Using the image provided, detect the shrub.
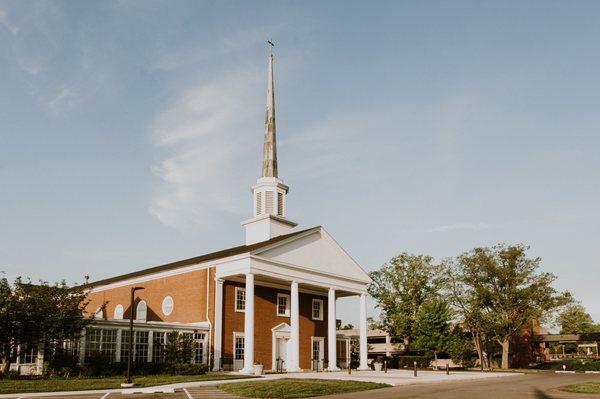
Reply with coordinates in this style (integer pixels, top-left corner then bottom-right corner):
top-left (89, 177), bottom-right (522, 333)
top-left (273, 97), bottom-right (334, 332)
top-left (166, 363), bottom-right (208, 375)
top-left (396, 355), bottom-right (432, 369)
top-left (571, 360), bottom-right (600, 371)
top-left (0, 370), bottom-right (22, 380)
top-left (44, 350), bottom-right (80, 378)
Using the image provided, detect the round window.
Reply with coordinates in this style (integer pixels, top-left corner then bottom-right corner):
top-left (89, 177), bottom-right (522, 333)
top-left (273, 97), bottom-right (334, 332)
top-left (162, 296), bottom-right (174, 316)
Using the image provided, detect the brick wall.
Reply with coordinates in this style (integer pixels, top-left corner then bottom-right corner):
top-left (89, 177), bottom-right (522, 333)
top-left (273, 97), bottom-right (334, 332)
top-left (220, 280), bottom-right (328, 370)
top-left (85, 268), bottom-right (210, 324)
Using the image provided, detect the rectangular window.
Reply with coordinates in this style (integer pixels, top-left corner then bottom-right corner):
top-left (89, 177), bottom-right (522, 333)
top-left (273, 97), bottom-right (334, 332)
top-left (312, 299), bottom-right (323, 320)
top-left (134, 331), bottom-right (149, 363)
top-left (152, 331), bottom-right (166, 363)
top-left (120, 330), bottom-right (130, 363)
top-left (277, 293), bottom-right (290, 317)
top-left (20, 345), bottom-right (37, 364)
top-left (102, 329), bottom-right (117, 359)
top-left (85, 328), bottom-right (117, 361)
top-left (234, 335), bottom-right (245, 360)
top-left (193, 332), bottom-right (205, 364)
top-left (277, 192), bottom-right (283, 216)
top-left (235, 287), bottom-right (246, 312)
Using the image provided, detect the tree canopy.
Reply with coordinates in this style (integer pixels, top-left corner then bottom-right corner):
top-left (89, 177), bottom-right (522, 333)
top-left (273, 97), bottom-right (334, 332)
top-left (557, 303), bottom-right (597, 334)
top-left (0, 276), bottom-right (92, 373)
top-left (368, 253), bottom-right (444, 344)
top-left (412, 298), bottom-right (453, 360)
top-left (446, 244), bottom-right (571, 369)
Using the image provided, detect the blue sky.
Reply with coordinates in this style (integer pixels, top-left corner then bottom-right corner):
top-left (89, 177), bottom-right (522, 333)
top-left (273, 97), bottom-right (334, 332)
top-left (1, 1), bottom-right (599, 327)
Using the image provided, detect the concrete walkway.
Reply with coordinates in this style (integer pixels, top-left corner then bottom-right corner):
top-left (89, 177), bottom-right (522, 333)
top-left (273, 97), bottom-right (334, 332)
top-left (0, 370), bottom-right (520, 398)
top-left (262, 369), bottom-right (521, 386)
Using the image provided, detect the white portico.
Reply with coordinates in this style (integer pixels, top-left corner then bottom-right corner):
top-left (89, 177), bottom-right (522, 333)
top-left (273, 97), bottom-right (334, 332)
top-left (212, 227), bottom-right (371, 372)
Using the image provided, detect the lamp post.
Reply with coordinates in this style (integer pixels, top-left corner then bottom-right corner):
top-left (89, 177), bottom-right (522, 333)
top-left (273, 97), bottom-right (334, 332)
top-left (124, 286), bottom-right (144, 386)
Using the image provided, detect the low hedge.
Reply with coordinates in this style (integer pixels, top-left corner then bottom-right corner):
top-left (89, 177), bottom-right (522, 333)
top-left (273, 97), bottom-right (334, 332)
top-left (42, 352), bottom-right (208, 378)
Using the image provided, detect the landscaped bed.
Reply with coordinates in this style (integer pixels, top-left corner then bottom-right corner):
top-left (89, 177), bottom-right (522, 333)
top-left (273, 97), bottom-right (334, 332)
top-left (220, 378), bottom-right (389, 399)
top-left (0, 373), bottom-right (254, 394)
top-left (559, 382), bottom-right (600, 394)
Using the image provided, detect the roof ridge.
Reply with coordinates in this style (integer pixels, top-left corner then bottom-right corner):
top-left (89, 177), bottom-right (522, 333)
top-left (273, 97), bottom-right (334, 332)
top-left (82, 226), bottom-right (320, 289)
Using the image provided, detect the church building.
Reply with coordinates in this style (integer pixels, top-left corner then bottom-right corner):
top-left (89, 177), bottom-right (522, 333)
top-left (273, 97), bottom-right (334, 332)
top-left (81, 46), bottom-right (371, 373)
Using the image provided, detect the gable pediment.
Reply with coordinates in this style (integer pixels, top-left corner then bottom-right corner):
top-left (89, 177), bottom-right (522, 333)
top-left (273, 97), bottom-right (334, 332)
top-left (252, 227), bottom-right (371, 284)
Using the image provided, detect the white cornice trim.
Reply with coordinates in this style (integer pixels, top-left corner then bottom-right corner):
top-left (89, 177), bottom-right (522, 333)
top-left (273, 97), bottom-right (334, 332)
top-left (88, 253), bottom-right (250, 293)
top-left (250, 255), bottom-right (371, 285)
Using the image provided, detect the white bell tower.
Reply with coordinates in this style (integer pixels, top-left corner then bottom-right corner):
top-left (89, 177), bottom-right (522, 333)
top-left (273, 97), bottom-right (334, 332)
top-left (242, 42), bottom-right (297, 245)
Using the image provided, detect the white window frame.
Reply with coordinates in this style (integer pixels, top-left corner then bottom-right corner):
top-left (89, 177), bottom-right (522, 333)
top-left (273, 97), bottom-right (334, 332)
top-left (235, 287), bottom-right (246, 312)
top-left (136, 300), bottom-right (147, 322)
top-left (312, 299), bottom-right (323, 320)
top-left (276, 293), bottom-right (290, 317)
top-left (114, 304), bottom-right (124, 320)
top-left (233, 332), bottom-right (245, 360)
top-left (162, 296), bottom-right (174, 316)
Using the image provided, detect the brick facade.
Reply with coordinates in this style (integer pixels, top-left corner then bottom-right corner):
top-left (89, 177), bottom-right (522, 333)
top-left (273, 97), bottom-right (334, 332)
top-left (85, 267), bottom-right (331, 371)
top-left (220, 281), bottom-right (329, 370)
top-left (85, 268), bottom-right (210, 323)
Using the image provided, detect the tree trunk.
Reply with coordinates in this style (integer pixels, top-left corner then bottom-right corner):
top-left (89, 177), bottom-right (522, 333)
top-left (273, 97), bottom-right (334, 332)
top-left (472, 333), bottom-right (485, 371)
top-left (1, 355), bottom-right (10, 374)
top-left (500, 339), bottom-right (510, 369)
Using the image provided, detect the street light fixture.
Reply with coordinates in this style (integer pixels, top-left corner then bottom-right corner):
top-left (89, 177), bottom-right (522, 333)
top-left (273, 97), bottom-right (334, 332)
top-left (122, 286), bottom-right (144, 387)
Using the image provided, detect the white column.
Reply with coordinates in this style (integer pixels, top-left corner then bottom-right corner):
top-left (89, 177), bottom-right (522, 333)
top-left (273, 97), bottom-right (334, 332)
top-left (213, 278), bottom-right (224, 371)
top-left (358, 293), bottom-right (369, 370)
top-left (289, 280), bottom-right (301, 371)
top-left (327, 287), bottom-right (340, 371)
top-left (242, 273), bottom-right (255, 373)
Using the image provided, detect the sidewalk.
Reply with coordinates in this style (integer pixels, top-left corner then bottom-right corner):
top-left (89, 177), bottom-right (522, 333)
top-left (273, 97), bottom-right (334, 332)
top-left (0, 369), bottom-right (521, 398)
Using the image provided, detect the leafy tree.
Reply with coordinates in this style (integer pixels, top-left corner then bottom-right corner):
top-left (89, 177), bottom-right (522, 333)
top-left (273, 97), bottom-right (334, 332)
top-left (368, 253), bottom-right (445, 346)
top-left (557, 304), bottom-right (597, 334)
top-left (445, 258), bottom-right (494, 370)
top-left (447, 326), bottom-right (475, 367)
top-left (412, 298), bottom-right (452, 363)
top-left (447, 244), bottom-right (571, 369)
top-left (0, 276), bottom-right (91, 373)
top-left (164, 331), bottom-right (196, 364)
top-left (341, 324), bottom-right (354, 330)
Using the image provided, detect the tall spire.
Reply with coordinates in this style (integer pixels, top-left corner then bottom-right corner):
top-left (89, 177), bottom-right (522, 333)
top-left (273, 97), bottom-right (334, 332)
top-left (242, 40), bottom-right (297, 245)
top-left (262, 40), bottom-right (277, 178)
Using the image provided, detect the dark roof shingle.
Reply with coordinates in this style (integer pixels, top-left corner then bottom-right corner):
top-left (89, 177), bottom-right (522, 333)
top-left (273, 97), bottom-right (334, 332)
top-left (82, 226), bottom-right (319, 289)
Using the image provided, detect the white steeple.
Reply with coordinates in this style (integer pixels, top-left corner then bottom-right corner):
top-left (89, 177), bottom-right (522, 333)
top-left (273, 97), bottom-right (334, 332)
top-left (242, 41), bottom-right (297, 245)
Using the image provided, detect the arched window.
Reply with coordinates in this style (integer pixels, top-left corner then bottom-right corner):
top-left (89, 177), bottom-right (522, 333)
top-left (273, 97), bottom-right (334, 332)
top-left (162, 296), bottom-right (174, 316)
top-left (136, 300), bottom-right (147, 322)
top-left (94, 307), bottom-right (104, 319)
top-left (114, 304), bottom-right (124, 320)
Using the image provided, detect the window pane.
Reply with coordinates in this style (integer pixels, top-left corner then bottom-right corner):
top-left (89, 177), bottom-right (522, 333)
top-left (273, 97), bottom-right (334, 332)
top-left (152, 332), bottom-right (166, 363)
top-left (134, 331), bottom-right (149, 363)
top-left (236, 288), bottom-right (246, 311)
top-left (234, 337), bottom-right (244, 360)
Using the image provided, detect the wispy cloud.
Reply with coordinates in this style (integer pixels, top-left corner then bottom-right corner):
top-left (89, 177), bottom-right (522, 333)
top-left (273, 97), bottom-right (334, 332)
top-left (0, 8), bottom-right (19, 35)
top-left (47, 87), bottom-right (78, 112)
top-left (148, 64), bottom-right (262, 230)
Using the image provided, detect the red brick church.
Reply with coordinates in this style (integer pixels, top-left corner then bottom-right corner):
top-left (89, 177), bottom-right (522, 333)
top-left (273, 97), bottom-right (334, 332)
top-left (79, 46), bottom-right (372, 374)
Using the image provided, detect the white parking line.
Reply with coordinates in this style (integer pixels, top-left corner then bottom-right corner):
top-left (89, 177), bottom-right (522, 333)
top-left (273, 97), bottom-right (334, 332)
top-left (100, 394), bottom-right (110, 399)
top-left (183, 388), bottom-right (193, 399)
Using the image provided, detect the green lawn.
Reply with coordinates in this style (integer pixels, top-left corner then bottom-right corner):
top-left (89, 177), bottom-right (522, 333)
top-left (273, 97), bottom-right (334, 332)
top-left (220, 378), bottom-right (389, 399)
top-left (0, 373), bottom-right (254, 394)
top-left (559, 382), bottom-right (600, 394)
